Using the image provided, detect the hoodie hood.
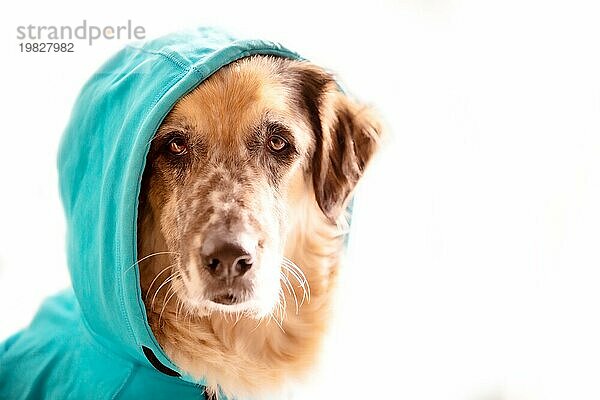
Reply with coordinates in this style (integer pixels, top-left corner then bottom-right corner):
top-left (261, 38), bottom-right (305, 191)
top-left (57, 26), bottom-right (303, 382)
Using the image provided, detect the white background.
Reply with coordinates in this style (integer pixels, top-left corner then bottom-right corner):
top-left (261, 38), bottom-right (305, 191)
top-left (2, 1), bottom-right (600, 399)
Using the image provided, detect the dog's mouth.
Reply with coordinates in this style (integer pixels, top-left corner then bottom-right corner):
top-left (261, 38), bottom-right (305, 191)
top-left (211, 293), bottom-right (240, 305)
top-left (207, 286), bottom-right (250, 306)
top-left (180, 279), bottom-right (278, 318)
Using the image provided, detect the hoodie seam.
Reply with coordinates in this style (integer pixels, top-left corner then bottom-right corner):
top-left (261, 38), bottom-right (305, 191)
top-left (126, 45), bottom-right (199, 74)
top-left (126, 43), bottom-right (304, 78)
top-left (80, 313), bottom-right (131, 363)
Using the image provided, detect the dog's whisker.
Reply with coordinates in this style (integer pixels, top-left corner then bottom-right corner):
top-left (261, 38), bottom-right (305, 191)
top-left (158, 290), bottom-right (174, 325)
top-left (124, 251), bottom-right (180, 274)
top-left (156, 285), bottom-right (174, 321)
top-left (145, 264), bottom-right (175, 302)
top-left (269, 299), bottom-right (286, 333)
top-left (186, 304), bottom-right (193, 335)
top-left (250, 316), bottom-right (264, 333)
top-left (282, 257), bottom-right (309, 286)
top-left (280, 271), bottom-right (299, 315)
top-left (282, 264), bottom-right (307, 307)
top-left (159, 280), bottom-right (180, 326)
top-left (284, 261), bottom-right (311, 304)
top-left (280, 272), bottom-right (296, 304)
top-left (278, 286), bottom-right (287, 316)
top-left (282, 257), bottom-right (307, 283)
top-left (233, 311), bottom-right (242, 327)
top-left (175, 296), bottom-right (185, 324)
top-left (266, 286), bottom-right (287, 331)
top-left (150, 272), bottom-right (179, 311)
top-left (281, 261), bottom-right (310, 305)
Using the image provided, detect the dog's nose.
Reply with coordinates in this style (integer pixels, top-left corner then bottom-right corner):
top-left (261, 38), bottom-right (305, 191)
top-left (201, 240), bottom-right (254, 284)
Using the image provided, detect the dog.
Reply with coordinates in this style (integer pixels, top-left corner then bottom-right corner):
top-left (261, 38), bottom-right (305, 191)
top-left (137, 55), bottom-right (381, 399)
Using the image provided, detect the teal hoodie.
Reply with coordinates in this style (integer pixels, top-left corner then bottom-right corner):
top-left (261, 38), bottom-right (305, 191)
top-left (0, 27), bottom-right (305, 399)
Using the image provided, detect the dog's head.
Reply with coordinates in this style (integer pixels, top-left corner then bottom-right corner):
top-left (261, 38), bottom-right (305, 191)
top-left (140, 56), bottom-right (380, 317)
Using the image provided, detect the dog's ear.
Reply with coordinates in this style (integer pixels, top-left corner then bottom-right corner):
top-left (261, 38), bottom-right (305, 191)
top-left (290, 63), bottom-right (382, 222)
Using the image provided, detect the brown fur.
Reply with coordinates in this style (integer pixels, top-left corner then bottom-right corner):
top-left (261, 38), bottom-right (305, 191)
top-left (137, 56), bottom-right (381, 399)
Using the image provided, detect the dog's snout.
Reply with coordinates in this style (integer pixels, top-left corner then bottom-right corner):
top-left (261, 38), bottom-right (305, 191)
top-left (201, 239), bottom-right (254, 283)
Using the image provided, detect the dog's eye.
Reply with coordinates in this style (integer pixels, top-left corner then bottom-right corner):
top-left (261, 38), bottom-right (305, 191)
top-left (267, 135), bottom-right (288, 153)
top-left (166, 136), bottom-right (188, 156)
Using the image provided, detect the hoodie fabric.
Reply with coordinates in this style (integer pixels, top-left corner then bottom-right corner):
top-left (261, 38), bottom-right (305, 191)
top-left (0, 27), bottom-right (305, 399)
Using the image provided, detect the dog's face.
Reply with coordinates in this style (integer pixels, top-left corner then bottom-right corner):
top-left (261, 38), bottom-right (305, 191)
top-left (140, 56), bottom-right (379, 318)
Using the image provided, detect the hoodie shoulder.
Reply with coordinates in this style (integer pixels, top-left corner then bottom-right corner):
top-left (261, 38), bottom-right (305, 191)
top-left (0, 290), bottom-right (134, 400)
top-left (0, 290), bottom-right (206, 399)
